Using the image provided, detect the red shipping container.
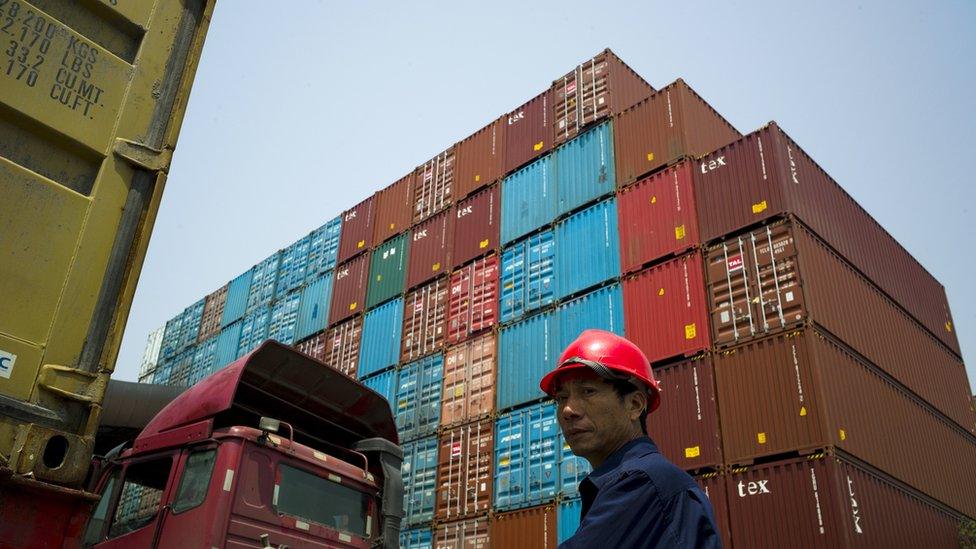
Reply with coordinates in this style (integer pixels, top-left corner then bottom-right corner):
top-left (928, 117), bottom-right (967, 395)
top-left (402, 277), bottom-right (449, 362)
top-left (328, 253), bottom-right (369, 326)
top-left (490, 504), bottom-right (557, 548)
top-left (319, 316), bottom-right (363, 379)
top-left (649, 356), bottom-right (721, 471)
top-left (337, 196), bottom-right (375, 264)
top-left (617, 162), bottom-right (699, 274)
top-left (436, 419), bottom-right (493, 521)
top-left (434, 516), bottom-right (489, 549)
top-left (503, 91), bottom-right (552, 174)
top-left (294, 331), bottom-right (326, 361)
top-left (694, 473), bottom-right (732, 549)
top-left (447, 255), bottom-right (499, 345)
top-left (623, 251), bottom-right (711, 364)
top-left (455, 117), bottom-right (505, 200)
top-left (551, 49), bottom-right (654, 145)
top-left (452, 184), bottom-right (499, 268)
top-left (414, 146), bottom-right (456, 224)
top-left (726, 454), bottom-right (964, 548)
top-left (408, 208), bottom-right (453, 290)
top-left (613, 79), bottom-right (740, 187)
top-left (694, 122), bottom-right (959, 356)
top-left (197, 284), bottom-right (227, 342)
top-left (372, 173), bottom-right (414, 245)
top-left (441, 333), bottom-right (496, 427)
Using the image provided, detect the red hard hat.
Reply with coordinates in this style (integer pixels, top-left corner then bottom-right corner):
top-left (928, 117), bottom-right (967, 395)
top-left (540, 329), bottom-right (661, 413)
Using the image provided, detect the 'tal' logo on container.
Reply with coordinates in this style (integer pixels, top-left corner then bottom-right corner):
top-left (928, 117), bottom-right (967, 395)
top-left (0, 350), bottom-right (16, 379)
top-left (727, 255), bottom-right (744, 272)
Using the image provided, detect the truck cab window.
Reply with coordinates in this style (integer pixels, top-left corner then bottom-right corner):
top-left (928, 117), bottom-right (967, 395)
top-left (106, 457), bottom-right (172, 539)
top-left (276, 464), bottom-right (372, 537)
top-left (172, 449), bottom-right (217, 513)
top-left (81, 470), bottom-right (120, 547)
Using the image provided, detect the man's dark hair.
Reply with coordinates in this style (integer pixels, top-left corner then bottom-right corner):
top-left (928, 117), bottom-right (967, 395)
top-left (609, 379), bottom-right (649, 435)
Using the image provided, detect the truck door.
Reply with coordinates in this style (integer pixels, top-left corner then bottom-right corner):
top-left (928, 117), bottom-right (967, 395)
top-left (153, 447), bottom-right (220, 548)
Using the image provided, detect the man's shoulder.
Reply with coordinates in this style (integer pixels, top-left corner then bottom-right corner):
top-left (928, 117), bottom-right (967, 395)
top-left (618, 446), bottom-right (701, 500)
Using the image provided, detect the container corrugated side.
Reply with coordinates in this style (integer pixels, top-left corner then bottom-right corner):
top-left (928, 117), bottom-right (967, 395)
top-left (178, 299), bottom-right (205, 351)
top-left (441, 333), bottom-right (496, 427)
top-left (650, 356), bottom-right (721, 471)
top-left (237, 305), bottom-right (270, 358)
top-left (500, 230), bottom-right (556, 324)
top-left (452, 184), bottom-right (499, 268)
top-left (396, 354), bottom-right (444, 442)
top-left (267, 290), bottom-right (301, 345)
top-left (433, 516), bottom-right (490, 549)
top-left (401, 277), bottom-right (449, 362)
top-left (501, 155), bottom-right (555, 246)
top-left (553, 121), bottom-right (615, 217)
top-left (726, 454), bottom-right (964, 548)
top-left (455, 117), bottom-right (505, 199)
top-left (497, 310), bottom-right (556, 411)
top-left (373, 173), bottom-right (414, 245)
top-left (400, 527), bottom-right (432, 549)
top-left (494, 403), bottom-right (560, 511)
top-left (557, 498), bottom-right (582, 544)
top-left (294, 273), bottom-right (333, 342)
top-left (613, 79), bottom-right (740, 186)
top-left (555, 198), bottom-right (620, 300)
top-left (436, 419), bottom-right (493, 521)
top-left (414, 146), bottom-right (456, 224)
top-left (694, 473), bottom-right (732, 549)
top-left (490, 504), bottom-right (558, 548)
top-left (246, 252), bottom-right (280, 313)
top-left (504, 90), bottom-right (552, 175)
top-left (555, 283), bottom-right (624, 353)
top-left (221, 269), bottom-right (253, 327)
top-left (367, 232), bottom-right (409, 309)
top-left (624, 251), bottom-right (711, 364)
top-left (214, 321), bottom-right (242, 368)
top-left (559, 436), bottom-right (590, 500)
top-left (338, 196), bottom-right (375, 264)
top-left (402, 436), bottom-right (439, 527)
top-left (407, 209), bottom-right (452, 290)
top-left (328, 252), bottom-right (370, 326)
top-left (160, 314), bottom-right (183, 360)
top-left (294, 332), bottom-right (326, 363)
top-left (360, 368), bottom-right (397, 413)
top-left (320, 315), bottom-right (362, 379)
top-left (276, 235), bottom-right (311, 297)
top-left (306, 216), bottom-right (342, 281)
top-left (358, 298), bottom-right (404, 378)
top-left (139, 326), bottom-right (165, 380)
top-left (188, 337), bottom-right (218, 385)
top-left (197, 284), bottom-right (227, 343)
top-left (447, 255), bottom-right (499, 345)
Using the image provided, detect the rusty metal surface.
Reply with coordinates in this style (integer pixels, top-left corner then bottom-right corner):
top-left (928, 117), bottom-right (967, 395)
top-left (328, 252), bottom-right (370, 326)
top-left (489, 504), bottom-right (558, 549)
top-left (414, 146), bottom-right (456, 224)
top-left (441, 333), bottom-right (496, 427)
top-left (447, 255), bottom-right (499, 345)
top-left (321, 316), bottom-right (363, 379)
top-left (373, 173), bottom-right (414, 246)
top-left (197, 284), bottom-right (228, 343)
top-left (338, 196), bottom-right (375, 264)
top-left (408, 208), bottom-right (454, 290)
top-left (452, 184), bottom-right (500, 268)
top-left (434, 515), bottom-right (490, 549)
top-left (503, 91), bottom-right (552, 175)
top-left (649, 356), bottom-right (721, 471)
top-left (436, 419), bottom-right (494, 521)
top-left (455, 117), bottom-right (505, 200)
top-left (402, 277), bottom-right (449, 362)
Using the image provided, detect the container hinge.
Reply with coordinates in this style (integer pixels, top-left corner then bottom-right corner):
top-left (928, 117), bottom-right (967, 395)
top-left (113, 138), bottom-right (174, 172)
top-left (37, 364), bottom-right (102, 404)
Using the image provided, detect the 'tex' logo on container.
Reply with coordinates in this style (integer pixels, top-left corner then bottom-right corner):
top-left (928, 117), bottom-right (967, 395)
top-left (0, 350), bottom-right (16, 379)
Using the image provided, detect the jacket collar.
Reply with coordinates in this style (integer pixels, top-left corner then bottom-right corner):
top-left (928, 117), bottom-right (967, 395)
top-left (585, 436), bottom-right (660, 489)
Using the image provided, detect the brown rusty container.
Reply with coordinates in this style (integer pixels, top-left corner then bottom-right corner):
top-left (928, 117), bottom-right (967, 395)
top-left (694, 472), bottom-right (732, 549)
top-left (705, 219), bottom-right (974, 432)
top-left (414, 146), bottom-right (456, 224)
top-left (317, 315), bottom-right (363, 379)
top-left (694, 122), bottom-right (960, 356)
top-left (726, 453), bottom-right (965, 548)
top-left (328, 252), bottom-right (370, 326)
top-left (490, 504), bottom-right (558, 549)
top-left (452, 184), bottom-right (500, 268)
top-left (338, 196), bottom-right (375, 264)
top-left (197, 284), bottom-right (228, 342)
top-left (436, 419), bottom-right (494, 521)
top-left (441, 333), bottom-right (496, 427)
top-left (408, 208), bottom-right (454, 290)
top-left (551, 49), bottom-right (655, 146)
top-left (434, 516), bottom-right (490, 549)
top-left (716, 327), bottom-right (976, 517)
top-left (455, 117), bottom-right (506, 200)
top-left (649, 356), bottom-right (721, 472)
top-left (447, 255), bottom-right (499, 345)
top-left (504, 90), bottom-right (552, 175)
top-left (294, 331), bottom-right (326, 361)
top-left (614, 79), bottom-right (740, 187)
top-left (402, 276), bottom-right (449, 362)
top-left (372, 173), bottom-right (414, 245)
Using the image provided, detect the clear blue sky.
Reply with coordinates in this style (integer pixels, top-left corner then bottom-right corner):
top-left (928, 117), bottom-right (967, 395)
top-left (116, 0), bottom-right (976, 391)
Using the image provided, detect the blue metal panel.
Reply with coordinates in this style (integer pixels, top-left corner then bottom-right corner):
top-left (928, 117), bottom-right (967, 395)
top-left (395, 355), bottom-right (443, 442)
top-left (556, 283), bottom-right (624, 352)
top-left (237, 305), bottom-right (270, 358)
top-left (400, 527), bottom-right (432, 549)
top-left (153, 354), bottom-right (173, 385)
top-left (178, 299), bottom-right (205, 351)
top-left (358, 298), bottom-right (403, 378)
top-left (167, 349), bottom-right (195, 388)
top-left (160, 314), bottom-right (183, 360)
top-left (402, 436), bottom-right (439, 526)
top-left (497, 310), bottom-right (556, 411)
top-left (555, 198), bottom-right (620, 300)
top-left (215, 321), bottom-right (242, 368)
top-left (494, 402), bottom-right (560, 511)
top-left (268, 290), bottom-right (301, 345)
top-left (306, 216), bottom-right (342, 281)
top-left (559, 436), bottom-right (591, 499)
top-left (276, 235), bottom-right (311, 296)
top-left (360, 369), bottom-right (397, 414)
top-left (246, 252), bottom-right (281, 313)
top-left (558, 497), bottom-right (583, 543)
top-left (189, 336), bottom-right (218, 385)
top-left (221, 269), bottom-right (253, 327)
top-left (500, 230), bottom-right (556, 324)
top-left (554, 121), bottom-right (615, 217)
top-left (501, 155), bottom-right (556, 245)
top-left (294, 273), bottom-right (333, 342)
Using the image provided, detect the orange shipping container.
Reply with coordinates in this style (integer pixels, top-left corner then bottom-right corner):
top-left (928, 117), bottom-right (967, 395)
top-left (434, 516), bottom-right (489, 549)
top-left (441, 333), bottom-right (496, 427)
top-left (372, 173), bottom-right (414, 245)
top-left (402, 277), bottom-right (449, 362)
top-left (455, 117), bottom-right (505, 200)
top-left (490, 504), bottom-right (558, 549)
top-left (414, 146), bottom-right (456, 224)
top-left (197, 284), bottom-right (228, 342)
top-left (649, 356), bottom-right (722, 472)
top-left (436, 419), bottom-right (493, 521)
top-left (447, 255), bottom-right (499, 345)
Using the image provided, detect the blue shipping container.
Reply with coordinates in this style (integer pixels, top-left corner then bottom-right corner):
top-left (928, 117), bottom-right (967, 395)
top-left (554, 121), bottom-right (615, 217)
top-left (178, 299), bottom-right (205, 351)
top-left (497, 310), bottom-right (556, 411)
top-left (501, 155), bottom-right (556, 246)
top-left (402, 436), bottom-right (439, 526)
top-left (268, 291), bottom-right (301, 345)
top-left (189, 337), bottom-right (218, 385)
top-left (556, 283), bottom-right (624, 352)
top-left (396, 355), bottom-right (444, 442)
top-left (555, 198), bottom-right (620, 300)
top-left (160, 314), bottom-right (184, 360)
top-left (246, 252), bottom-right (280, 313)
top-left (358, 298), bottom-right (403, 378)
top-left (360, 369), bottom-right (397, 415)
top-left (294, 273), bottom-right (334, 342)
top-left (558, 497), bottom-right (583, 544)
top-left (400, 527), bottom-right (432, 549)
top-left (215, 321), bottom-right (242, 368)
top-left (221, 269), bottom-right (253, 327)
top-left (306, 216), bottom-right (342, 282)
top-left (494, 403), bottom-right (560, 511)
top-left (560, 437), bottom-right (590, 498)
top-left (500, 230), bottom-right (556, 324)
top-left (276, 235), bottom-right (311, 296)
top-left (237, 305), bottom-right (270, 358)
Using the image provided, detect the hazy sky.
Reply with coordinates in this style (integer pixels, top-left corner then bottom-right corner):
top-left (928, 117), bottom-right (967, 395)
top-left (116, 1), bottom-right (976, 390)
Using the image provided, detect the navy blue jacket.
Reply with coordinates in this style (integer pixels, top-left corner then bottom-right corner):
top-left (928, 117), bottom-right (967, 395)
top-left (560, 437), bottom-right (721, 548)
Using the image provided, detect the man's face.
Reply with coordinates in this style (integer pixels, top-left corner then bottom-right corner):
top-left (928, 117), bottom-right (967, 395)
top-left (552, 369), bottom-right (645, 468)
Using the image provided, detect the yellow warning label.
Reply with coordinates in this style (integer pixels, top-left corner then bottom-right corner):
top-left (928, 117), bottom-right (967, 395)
top-left (751, 201), bottom-right (768, 214)
top-left (480, 239), bottom-right (490, 249)
top-left (432, 262), bottom-right (441, 272)
top-left (455, 386), bottom-right (464, 398)
top-left (389, 223), bottom-right (395, 230)
top-left (475, 174), bottom-right (481, 182)
top-left (376, 275), bottom-right (383, 282)
top-left (504, 282), bottom-right (514, 290)
top-left (675, 225), bottom-right (686, 240)
top-left (839, 429), bottom-right (847, 441)
top-left (800, 406), bottom-right (807, 417)
top-left (500, 457), bottom-right (511, 467)
top-left (651, 195), bottom-right (657, 204)
top-left (658, 288), bottom-right (665, 296)
top-left (757, 432), bottom-right (767, 444)
top-left (647, 152), bottom-right (655, 162)
top-left (685, 446), bottom-right (701, 458)
top-left (685, 323), bottom-right (697, 340)
top-left (533, 141), bottom-right (544, 151)
top-left (358, 240), bottom-right (366, 248)
top-left (946, 321), bottom-right (953, 333)
top-left (349, 302), bottom-right (358, 311)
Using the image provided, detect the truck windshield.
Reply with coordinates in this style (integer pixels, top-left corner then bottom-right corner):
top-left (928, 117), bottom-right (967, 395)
top-left (276, 464), bottom-right (371, 538)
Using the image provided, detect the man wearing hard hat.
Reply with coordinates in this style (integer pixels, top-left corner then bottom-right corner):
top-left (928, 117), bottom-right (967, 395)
top-left (541, 329), bottom-right (721, 548)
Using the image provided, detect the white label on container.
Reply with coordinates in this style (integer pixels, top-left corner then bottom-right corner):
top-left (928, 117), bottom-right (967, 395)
top-left (785, 291), bottom-right (795, 303)
top-left (0, 350), bottom-right (16, 379)
top-left (720, 311), bottom-right (731, 324)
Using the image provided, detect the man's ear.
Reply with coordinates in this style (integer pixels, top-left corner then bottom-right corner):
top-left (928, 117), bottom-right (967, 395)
top-left (628, 390), bottom-right (648, 421)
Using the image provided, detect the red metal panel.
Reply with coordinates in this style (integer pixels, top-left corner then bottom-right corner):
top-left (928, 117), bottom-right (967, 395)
top-left (328, 253), bottom-right (369, 326)
top-left (407, 208), bottom-right (453, 290)
top-left (434, 516), bottom-right (490, 549)
top-left (617, 162), bottom-right (699, 274)
top-left (436, 419), bottom-right (494, 521)
top-left (320, 316), bottom-right (363, 379)
top-left (649, 356), bottom-right (721, 471)
top-left (338, 196), bottom-right (375, 264)
top-left (489, 504), bottom-right (558, 548)
top-left (441, 333), bottom-right (496, 427)
top-left (198, 284), bottom-right (228, 342)
top-left (452, 184), bottom-right (500, 268)
top-left (613, 79), bottom-right (740, 187)
top-left (694, 472), bottom-right (732, 549)
top-left (294, 331), bottom-right (326, 362)
top-left (372, 173), bottom-right (414, 245)
top-left (447, 255), bottom-right (499, 345)
top-left (623, 251), bottom-right (711, 363)
top-left (413, 146), bottom-right (456, 224)
top-left (455, 117), bottom-right (506, 199)
top-left (694, 123), bottom-right (959, 356)
top-left (503, 91), bottom-right (552, 174)
top-left (402, 277), bottom-right (449, 362)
